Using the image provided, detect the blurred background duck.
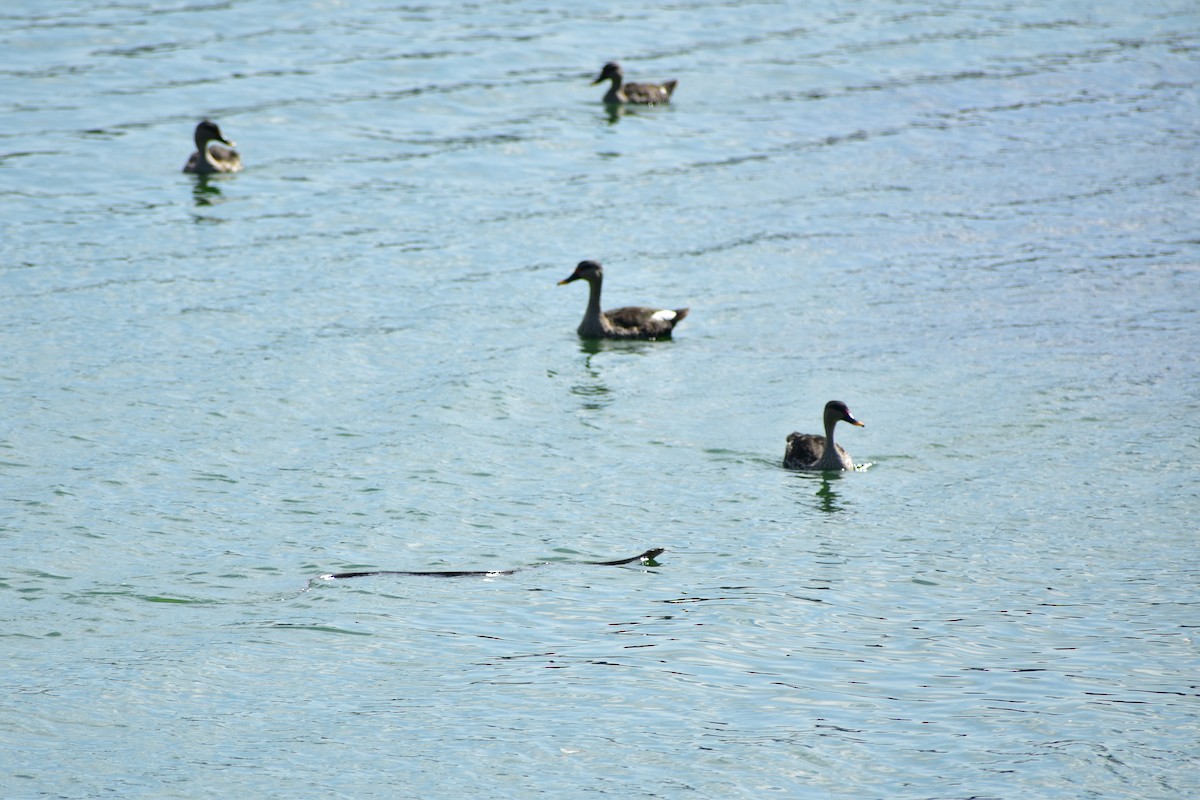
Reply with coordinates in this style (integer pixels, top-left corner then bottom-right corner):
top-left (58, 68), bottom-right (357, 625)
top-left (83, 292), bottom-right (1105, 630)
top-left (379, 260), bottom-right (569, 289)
top-left (591, 62), bottom-right (677, 105)
top-left (784, 401), bottom-right (865, 471)
top-left (183, 120), bottom-right (242, 174)
top-left (558, 260), bottom-right (688, 340)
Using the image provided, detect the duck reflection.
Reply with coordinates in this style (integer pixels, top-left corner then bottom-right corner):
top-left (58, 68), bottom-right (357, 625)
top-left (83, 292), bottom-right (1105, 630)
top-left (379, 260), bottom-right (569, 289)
top-left (815, 475), bottom-right (844, 514)
top-left (571, 338), bottom-right (612, 411)
top-left (190, 176), bottom-right (223, 207)
top-left (568, 338), bottom-right (663, 411)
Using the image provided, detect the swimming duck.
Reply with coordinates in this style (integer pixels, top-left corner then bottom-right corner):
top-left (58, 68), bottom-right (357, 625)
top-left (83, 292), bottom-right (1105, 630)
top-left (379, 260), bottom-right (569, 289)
top-left (784, 401), bottom-right (865, 471)
top-left (183, 120), bottom-right (242, 174)
top-left (591, 62), bottom-right (677, 105)
top-left (558, 260), bottom-right (688, 340)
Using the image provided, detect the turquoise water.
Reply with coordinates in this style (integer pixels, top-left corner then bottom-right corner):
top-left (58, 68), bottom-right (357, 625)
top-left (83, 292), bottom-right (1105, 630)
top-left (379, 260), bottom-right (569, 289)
top-left (2, 1), bottom-right (1198, 797)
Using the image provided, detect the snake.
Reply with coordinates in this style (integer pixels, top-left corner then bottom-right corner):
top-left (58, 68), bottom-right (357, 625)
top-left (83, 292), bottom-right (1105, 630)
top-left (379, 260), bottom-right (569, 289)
top-left (317, 547), bottom-right (665, 581)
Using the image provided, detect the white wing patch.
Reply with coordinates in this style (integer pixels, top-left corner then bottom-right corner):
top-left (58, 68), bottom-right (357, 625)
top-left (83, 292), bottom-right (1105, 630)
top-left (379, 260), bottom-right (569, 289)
top-left (650, 309), bottom-right (676, 322)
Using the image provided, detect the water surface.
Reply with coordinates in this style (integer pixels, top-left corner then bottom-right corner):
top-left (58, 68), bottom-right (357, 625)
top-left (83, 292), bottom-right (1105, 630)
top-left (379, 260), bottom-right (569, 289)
top-left (2, 1), bottom-right (1198, 798)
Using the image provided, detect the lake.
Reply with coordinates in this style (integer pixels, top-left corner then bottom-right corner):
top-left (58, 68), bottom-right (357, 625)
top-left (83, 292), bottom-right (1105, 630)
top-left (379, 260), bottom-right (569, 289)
top-left (1, 0), bottom-right (1197, 798)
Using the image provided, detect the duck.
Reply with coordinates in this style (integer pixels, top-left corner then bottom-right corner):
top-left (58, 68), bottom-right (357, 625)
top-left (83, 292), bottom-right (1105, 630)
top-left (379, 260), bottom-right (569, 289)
top-left (183, 120), bottom-right (242, 174)
top-left (784, 400), bottom-right (865, 471)
top-left (591, 62), bottom-right (677, 105)
top-left (558, 260), bottom-right (688, 340)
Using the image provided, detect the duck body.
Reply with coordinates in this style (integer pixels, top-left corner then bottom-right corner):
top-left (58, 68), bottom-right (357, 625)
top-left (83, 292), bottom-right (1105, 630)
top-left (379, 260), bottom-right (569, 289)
top-left (183, 120), bottom-right (242, 174)
top-left (558, 260), bottom-right (688, 341)
top-left (592, 62), bottom-right (677, 105)
top-left (784, 400), bottom-right (864, 471)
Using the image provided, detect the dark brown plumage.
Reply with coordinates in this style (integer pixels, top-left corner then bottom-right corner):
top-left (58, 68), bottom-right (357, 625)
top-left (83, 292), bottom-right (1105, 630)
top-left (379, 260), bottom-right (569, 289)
top-left (591, 62), bottom-right (677, 105)
top-left (183, 120), bottom-right (242, 174)
top-left (558, 260), bottom-right (688, 340)
top-left (784, 400), bottom-right (865, 471)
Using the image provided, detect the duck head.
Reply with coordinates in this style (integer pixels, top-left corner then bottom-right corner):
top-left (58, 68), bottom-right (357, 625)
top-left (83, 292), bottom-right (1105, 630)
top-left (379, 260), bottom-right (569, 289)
top-left (591, 62), bottom-right (623, 85)
top-left (194, 120), bottom-right (235, 150)
top-left (824, 400), bottom-right (865, 429)
top-left (558, 259), bottom-right (603, 285)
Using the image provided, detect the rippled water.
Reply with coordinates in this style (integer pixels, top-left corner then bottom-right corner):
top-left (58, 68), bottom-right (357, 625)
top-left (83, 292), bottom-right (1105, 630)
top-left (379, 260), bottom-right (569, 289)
top-left (2, 1), bottom-right (1198, 798)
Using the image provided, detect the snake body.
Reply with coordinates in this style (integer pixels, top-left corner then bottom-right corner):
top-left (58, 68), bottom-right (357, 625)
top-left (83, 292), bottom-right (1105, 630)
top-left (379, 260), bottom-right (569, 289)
top-left (319, 547), bottom-right (665, 581)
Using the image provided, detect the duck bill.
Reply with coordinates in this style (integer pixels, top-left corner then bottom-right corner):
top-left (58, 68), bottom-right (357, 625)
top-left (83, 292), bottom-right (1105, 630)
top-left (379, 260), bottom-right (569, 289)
top-left (847, 418), bottom-right (865, 427)
top-left (558, 277), bottom-right (577, 285)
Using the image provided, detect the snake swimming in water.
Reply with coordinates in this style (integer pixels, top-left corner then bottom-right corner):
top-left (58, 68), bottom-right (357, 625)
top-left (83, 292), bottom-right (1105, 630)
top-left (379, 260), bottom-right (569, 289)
top-left (318, 547), bottom-right (665, 581)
